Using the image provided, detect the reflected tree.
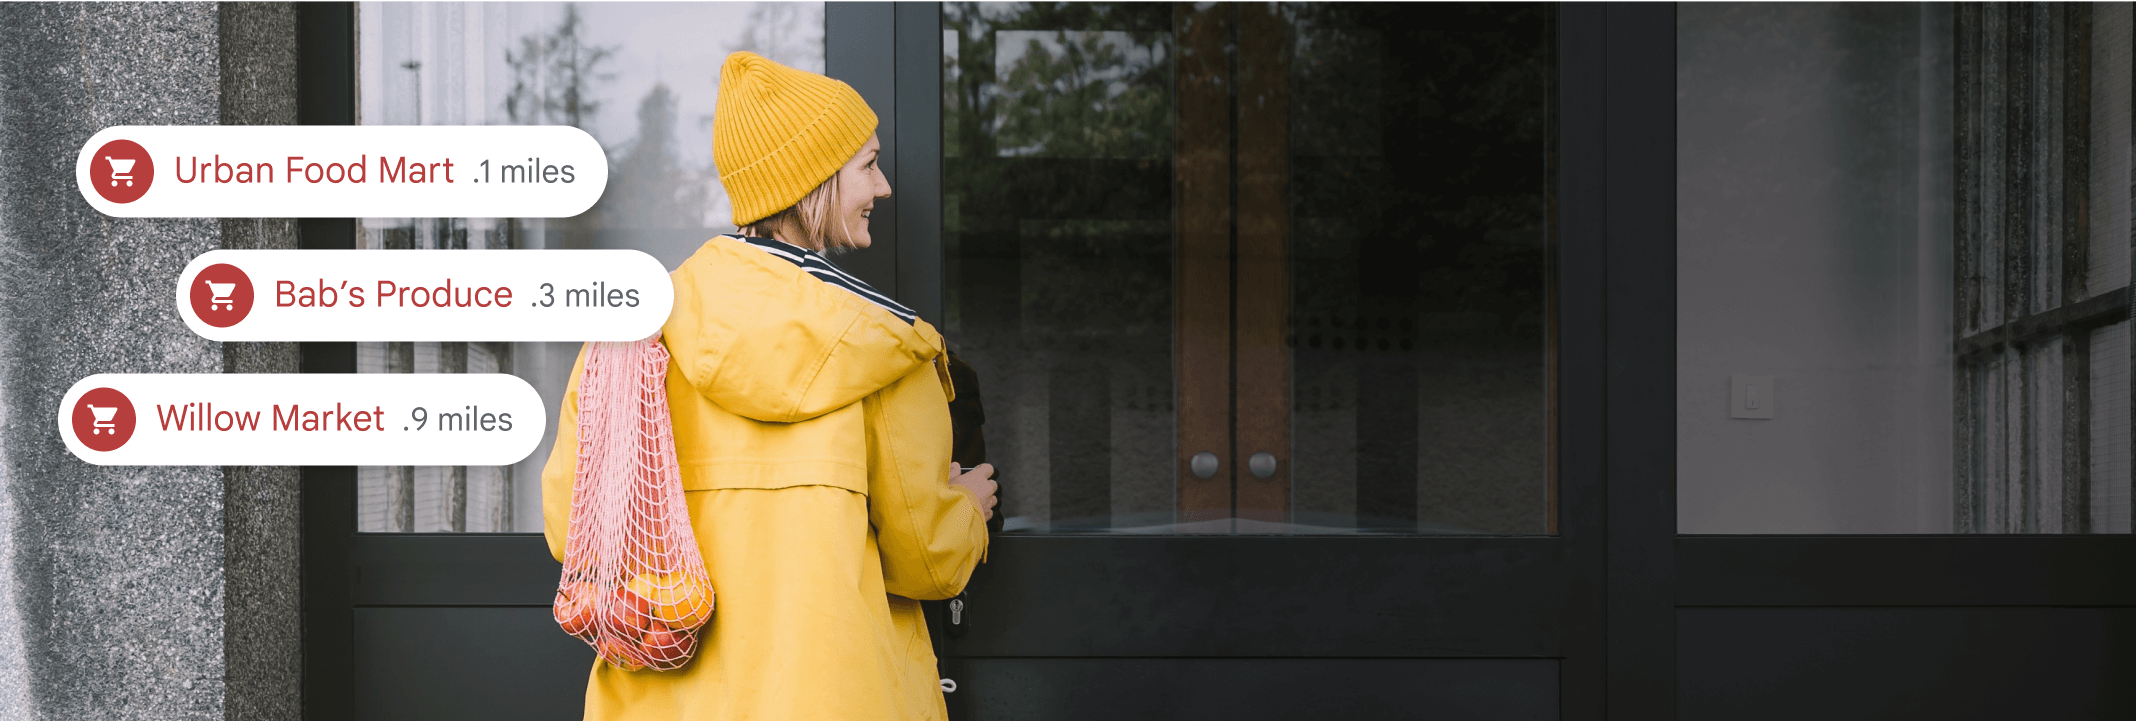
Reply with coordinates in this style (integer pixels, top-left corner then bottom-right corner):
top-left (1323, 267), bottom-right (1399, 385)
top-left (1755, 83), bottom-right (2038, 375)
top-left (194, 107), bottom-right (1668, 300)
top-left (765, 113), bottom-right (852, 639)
top-left (994, 29), bottom-right (1169, 159)
top-left (730, 3), bottom-right (826, 73)
top-left (504, 3), bottom-right (617, 241)
top-left (592, 83), bottom-right (712, 230)
top-left (944, 2), bottom-right (1172, 160)
top-left (504, 3), bottom-right (616, 128)
top-left (941, 3), bottom-right (1175, 341)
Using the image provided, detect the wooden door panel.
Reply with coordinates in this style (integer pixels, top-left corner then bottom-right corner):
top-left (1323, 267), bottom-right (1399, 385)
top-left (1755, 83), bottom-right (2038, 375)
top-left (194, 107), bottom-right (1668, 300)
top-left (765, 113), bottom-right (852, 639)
top-left (1175, 2), bottom-right (1237, 525)
top-left (1234, 2), bottom-right (1293, 524)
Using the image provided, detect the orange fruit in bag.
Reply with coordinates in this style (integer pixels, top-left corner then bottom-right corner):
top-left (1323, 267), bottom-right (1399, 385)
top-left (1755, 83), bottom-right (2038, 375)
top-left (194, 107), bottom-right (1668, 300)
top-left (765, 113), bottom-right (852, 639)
top-left (626, 571), bottom-right (713, 630)
top-left (598, 634), bottom-right (646, 671)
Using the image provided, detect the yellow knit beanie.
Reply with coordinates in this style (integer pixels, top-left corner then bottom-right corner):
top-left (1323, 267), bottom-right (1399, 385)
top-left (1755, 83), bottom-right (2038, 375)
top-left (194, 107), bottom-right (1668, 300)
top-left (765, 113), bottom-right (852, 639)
top-left (714, 52), bottom-right (879, 227)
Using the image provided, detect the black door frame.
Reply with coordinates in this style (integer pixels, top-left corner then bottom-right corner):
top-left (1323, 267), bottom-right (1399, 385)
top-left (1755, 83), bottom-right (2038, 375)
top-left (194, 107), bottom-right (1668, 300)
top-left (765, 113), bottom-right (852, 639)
top-left (878, 3), bottom-right (1627, 717)
top-left (295, 3), bottom-right (359, 720)
top-left (298, 3), bottom-right (2136, 719)
top-left (1589, 4), bottom-right (1674, 717)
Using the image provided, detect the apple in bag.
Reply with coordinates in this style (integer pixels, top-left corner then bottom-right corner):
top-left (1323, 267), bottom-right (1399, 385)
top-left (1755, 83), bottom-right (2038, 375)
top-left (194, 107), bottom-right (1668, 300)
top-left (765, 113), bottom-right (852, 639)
top-left (640, 619), bottom-right (698, 667)
top-left (604, 584), bottom-right (651, 638)
top-left (553, 582), bottom-right (599, 637)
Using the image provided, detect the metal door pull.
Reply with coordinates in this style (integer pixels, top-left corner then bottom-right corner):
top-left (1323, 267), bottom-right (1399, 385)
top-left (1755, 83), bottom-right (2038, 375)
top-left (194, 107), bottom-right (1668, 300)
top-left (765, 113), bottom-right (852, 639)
top-left (1249, 452), bottom-right (1277, 478)
top-left (1191, 451), bottom-right (1219, 478)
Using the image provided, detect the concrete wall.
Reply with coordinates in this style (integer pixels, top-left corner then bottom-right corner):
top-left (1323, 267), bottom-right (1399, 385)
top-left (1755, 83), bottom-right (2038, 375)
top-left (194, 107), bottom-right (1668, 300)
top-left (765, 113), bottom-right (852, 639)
top-left (1676, 4), bottom-right (1956, 533)
top-left (0, 4), bottom-right (301, 720)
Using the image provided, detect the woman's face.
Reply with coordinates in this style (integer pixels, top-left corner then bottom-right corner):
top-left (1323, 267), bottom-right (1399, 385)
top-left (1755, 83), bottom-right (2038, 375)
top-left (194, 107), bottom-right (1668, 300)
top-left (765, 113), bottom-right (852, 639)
top-left (827, 134), bottom-right (892, 249)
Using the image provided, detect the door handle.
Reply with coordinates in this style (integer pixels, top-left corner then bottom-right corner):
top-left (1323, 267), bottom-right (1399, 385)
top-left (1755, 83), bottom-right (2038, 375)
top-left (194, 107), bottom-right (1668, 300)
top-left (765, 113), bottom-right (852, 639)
top-left (1249, 452), bottom-right (1277, 479)
top-left (1191, 451), bottom-right (1219, 479)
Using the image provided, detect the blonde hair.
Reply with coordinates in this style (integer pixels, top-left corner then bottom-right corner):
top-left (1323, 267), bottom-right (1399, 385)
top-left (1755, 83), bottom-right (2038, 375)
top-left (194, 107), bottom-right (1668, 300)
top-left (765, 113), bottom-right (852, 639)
top-left (739, 171), bottom-right (858, 254)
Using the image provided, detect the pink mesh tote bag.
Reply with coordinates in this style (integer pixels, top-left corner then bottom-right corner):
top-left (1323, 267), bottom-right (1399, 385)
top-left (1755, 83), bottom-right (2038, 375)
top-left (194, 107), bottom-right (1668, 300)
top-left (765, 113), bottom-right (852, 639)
top-left (552, 336), bottom-right (714, 671)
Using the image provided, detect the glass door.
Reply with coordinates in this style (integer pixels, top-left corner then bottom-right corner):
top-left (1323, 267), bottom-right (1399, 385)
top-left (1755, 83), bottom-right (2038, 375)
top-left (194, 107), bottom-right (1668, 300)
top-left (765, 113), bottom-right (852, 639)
top-left (934, 3), bottom-right (1573, 717)
top-left (941, 2), bottom-right (1555, 536)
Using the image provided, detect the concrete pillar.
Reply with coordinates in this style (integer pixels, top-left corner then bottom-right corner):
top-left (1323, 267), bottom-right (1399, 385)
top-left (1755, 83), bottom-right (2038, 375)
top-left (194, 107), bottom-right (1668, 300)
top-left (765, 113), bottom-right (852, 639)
top-left (0, 4), bottom-right (301, 720)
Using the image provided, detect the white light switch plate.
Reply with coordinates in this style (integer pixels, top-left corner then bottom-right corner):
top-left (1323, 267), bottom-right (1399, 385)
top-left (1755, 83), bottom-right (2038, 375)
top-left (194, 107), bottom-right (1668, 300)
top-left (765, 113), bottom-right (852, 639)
top-left (1731, 374), bottom-right (1775, 419)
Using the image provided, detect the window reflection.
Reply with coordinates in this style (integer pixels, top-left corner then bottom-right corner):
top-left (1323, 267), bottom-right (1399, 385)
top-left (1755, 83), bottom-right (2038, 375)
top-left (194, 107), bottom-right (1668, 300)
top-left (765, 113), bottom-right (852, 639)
top-left (944, 2), bottom-right (1554, 534)
top-left (945, 3), bottom-right (1177, 533)
top-left (1286, 3), bottom-right (1553, 534)
top-left (354, 1), bottom-right (825, 532)
top-left (992, 30), bottom-right (1171, 160)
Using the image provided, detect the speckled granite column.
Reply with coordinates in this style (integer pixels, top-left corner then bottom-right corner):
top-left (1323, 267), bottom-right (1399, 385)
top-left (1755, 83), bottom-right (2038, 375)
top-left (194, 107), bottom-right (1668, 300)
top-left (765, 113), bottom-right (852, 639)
top-left (216, 6), bottom-right (303, 721)
top-left (0, 4), bottom-right (302, 721)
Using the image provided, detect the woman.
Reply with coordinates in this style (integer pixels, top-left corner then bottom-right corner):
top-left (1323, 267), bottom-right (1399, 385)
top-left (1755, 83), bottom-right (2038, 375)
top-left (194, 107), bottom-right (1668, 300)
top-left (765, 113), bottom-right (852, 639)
top-left (542, 51), bottom-right (998, 720)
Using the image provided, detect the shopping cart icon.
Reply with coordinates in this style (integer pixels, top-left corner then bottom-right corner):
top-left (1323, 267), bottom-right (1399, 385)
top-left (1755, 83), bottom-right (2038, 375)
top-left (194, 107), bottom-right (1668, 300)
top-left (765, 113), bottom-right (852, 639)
top-left (107, 157), bottom-right (136, 187)
top-left (88, 406), bottom-right (118, 435)
top-left (204, 280), bottom-right (238, 311)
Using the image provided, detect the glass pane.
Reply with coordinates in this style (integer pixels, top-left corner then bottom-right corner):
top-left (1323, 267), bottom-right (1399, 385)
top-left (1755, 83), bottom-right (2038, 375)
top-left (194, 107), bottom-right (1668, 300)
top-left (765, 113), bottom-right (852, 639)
top-left (943, 3), bottom-right (1178, 533)
top-left (1676, 4), bottom-right (2134, 533)
top-left (1286, 4), bottom-right (1553, 534)
top-left (354, 1), bottom-right (825, 532)
top-left (944, 2), bottom-right (1554, 534)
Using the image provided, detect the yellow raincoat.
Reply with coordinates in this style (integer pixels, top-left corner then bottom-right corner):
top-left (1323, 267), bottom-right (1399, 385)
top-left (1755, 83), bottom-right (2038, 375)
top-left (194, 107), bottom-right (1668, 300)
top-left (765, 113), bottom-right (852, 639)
top-left (542, 236), bottom-right (990, 720)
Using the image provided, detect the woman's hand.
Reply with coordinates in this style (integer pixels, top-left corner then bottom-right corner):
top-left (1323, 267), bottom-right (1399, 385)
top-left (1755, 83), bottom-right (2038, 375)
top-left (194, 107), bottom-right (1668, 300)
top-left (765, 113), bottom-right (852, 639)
top-left (949, 462), bottom-right (999, 521)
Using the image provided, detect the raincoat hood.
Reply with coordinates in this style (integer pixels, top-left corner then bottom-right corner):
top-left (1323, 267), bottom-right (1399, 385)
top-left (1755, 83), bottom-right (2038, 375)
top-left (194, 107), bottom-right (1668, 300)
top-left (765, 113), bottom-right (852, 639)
top-left (665, 235), bottom-right (950, 425)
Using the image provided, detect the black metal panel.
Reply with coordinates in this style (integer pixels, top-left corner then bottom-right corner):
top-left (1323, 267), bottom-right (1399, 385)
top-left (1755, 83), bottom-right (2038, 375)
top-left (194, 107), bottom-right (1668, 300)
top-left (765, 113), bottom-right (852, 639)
top-left (1678, 536), bottom-right (2136, 607)
top-left (893, 2), bottom-right (944, 322)
top-left (296, 2), bottom-right (354, 127)
top-left (945, 537), bottom-right (1565, 658)
top-left (355, 607), bottom-right (594, 721)
top-left (303, 467), bottom-right (356, 721)
top-left (953, 658), bottom-right (1557, 721)
top-left (825, 2), bottom-right (900, 297)
top-left (353, 533), bottom-right (559, 606)
top-left (296, 5), bottom-right (357, 721)
top-left (1555, 5), bottom-right (1608, 719)
top-left (1601, 4), bottom-right (1677, 719)
top-left (1679, 608), bottom-right (2136, 720)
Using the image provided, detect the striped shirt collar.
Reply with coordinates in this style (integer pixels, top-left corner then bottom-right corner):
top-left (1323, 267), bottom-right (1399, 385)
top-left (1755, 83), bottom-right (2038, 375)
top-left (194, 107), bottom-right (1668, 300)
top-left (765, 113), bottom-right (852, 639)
top-left (725, 234), bottom-right (919, 325)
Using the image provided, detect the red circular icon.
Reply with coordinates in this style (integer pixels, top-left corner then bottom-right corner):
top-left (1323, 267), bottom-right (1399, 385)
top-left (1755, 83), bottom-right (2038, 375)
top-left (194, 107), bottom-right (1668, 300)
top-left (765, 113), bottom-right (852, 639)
top-left (190, 263), bottom-right (255, 328)
top-left (71, 388), bottom-right (136, 452)
top-left (89, 140), bottom-right (153, 204)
